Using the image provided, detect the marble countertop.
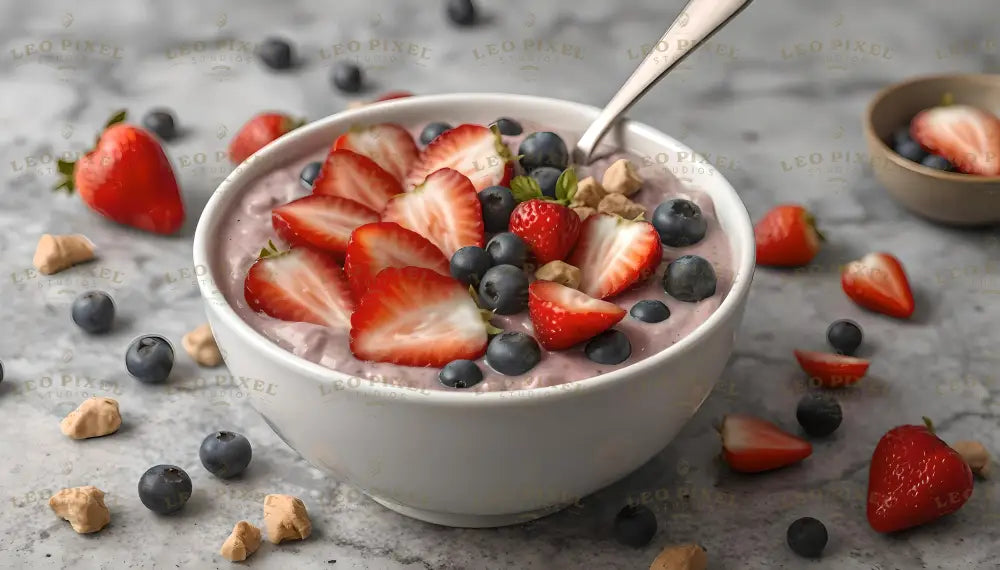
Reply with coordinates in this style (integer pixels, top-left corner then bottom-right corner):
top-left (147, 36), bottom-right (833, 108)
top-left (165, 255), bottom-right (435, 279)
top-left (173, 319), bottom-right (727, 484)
top-left (2, 0), bottom-right (999, 568)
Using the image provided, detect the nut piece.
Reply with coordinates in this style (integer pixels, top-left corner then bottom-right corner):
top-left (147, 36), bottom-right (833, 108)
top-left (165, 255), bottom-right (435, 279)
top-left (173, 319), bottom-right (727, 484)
top-left (535, 260), bottom-right (582, 290)
top-left (183, 323), bottom-right (223, 367)
top-left (263, 494), bottom-right (311, 543)
top-left (569, 176), bottom-right (606, 208)
top-left (49, 486), bottom-right (111, 534)
top-left (33, 234), bottom-right (95, 275)
top-left (952, 440), bottom-right (991, 478)
top-left (598, 193), bottom-right (647, 219)
top-left (650, 543), bottom-right (708, 570)
top-left (220, 521), bottom-right (262, 562)
top-left (573, 206), bottom-right (597, 221)
top-left (346, 99), bottom-right (367, 110)
top-left (60, 397), bottom-right (121, 439)
top-left (602, 159), bottom-right (643, 197)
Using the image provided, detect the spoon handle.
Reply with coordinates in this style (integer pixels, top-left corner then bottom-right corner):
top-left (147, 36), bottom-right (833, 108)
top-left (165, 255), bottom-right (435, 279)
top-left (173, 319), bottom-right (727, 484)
top-left (573, 0), bottom-right (754, 164)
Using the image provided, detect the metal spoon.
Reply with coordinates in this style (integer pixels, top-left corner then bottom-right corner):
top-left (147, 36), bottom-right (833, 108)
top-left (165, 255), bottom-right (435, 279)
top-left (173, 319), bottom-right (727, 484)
top-left (572, 0), bottom-right (754, 165)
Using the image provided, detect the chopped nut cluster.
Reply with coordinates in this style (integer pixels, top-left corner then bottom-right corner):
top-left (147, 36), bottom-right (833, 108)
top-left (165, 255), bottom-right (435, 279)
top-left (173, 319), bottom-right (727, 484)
top-left (952, 440), bottom-right (991, 478)
top-left (649, 543), bottom-right (708, 570)
top-left (60, 397), bottom-right (122, 439)
top-left (573, 206), bottom-right (597, 221)
top-left (263, 494), bottom-right (311, 543)
top-left (182, 323), bottom-right (224, 367)
top-left (535, 260), bottom-right (582, 290)
top-left (220, 521), bottom-right (262, 562)
top-left (598, 193), bottom-right (646, 219)
top-left (570, 176), bottom-right (606, 208)
top-left (49, 486), bottom-right (111, 534)
top-left (602, 159), bottom-right (643, 197)
top-left (33, 234), bottom-right (95, 275)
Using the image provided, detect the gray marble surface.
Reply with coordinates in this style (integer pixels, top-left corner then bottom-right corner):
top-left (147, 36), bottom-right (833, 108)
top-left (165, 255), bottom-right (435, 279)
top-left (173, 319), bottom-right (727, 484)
top-left (1, 0), bottom-right (999, 568)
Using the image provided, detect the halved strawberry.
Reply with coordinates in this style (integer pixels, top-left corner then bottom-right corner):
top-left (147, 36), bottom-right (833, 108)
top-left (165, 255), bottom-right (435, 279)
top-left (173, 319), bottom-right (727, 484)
top-left (793, 349), bottom-right (871, 388)
top-left (841, 252), bottom-right (915, 319)
top-left (568, 213), bottom-right (663, 300)
top-left (311, 149), bottom-right (401, 212)
top-left (381, 168), bottom-right (484, 257)
top-left (271, 195), bottom-right (378, 259)
top-left (333, 123), bottom-right (419, 183)
top-left (349, 266), bottom-right (489, 366)
top-left (404, 124), bottom-right (514, 192)
top-left (911, 105), bottom-right (1000, 176)
top-left (721, 414), bottom-right (813, 473)
top-left (244, 245), bottom-right (354, 328)
top-left (754, 204), bottom-right (823, 267)
top-left (527, 281), bottom-right (626, 350)
top-left (344, 222), bottom-right (450, 298)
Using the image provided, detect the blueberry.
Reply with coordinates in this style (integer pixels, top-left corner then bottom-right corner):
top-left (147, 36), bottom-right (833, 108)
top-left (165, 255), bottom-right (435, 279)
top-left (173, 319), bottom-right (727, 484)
top-left (892, 126), bottom-right (913, 148)
top-left (71, 291), bottom-right (115, 334)
top-left (796, 394), bottom-right (843, 437)
top-left (518, 132), bottom-right (569, 172)
top-left (199, 431), bottom-right (253, 478)
top-left (300, 161), bottom-right (322, 189)
top-left (585, 330), bottom-right (631, 365)
top-left (663, 255), bottom-right (717, 302)
top-left (137, 465), bottom-right (192, 514)
top-left (0, 360), bottom-right (4, 384)
top-left (787, 517), bottom-right (828, 558)
top-left (826, 319), bottom-right (862, 355)
top-left (485, 232), bottom-right (527, 267)
top-left (450, 246), bottom-right (492, 285)
top-left (257, 37), bottom-right (294, 70)
top-left (613, 504), bottom-right (657, 547)
top-left (478, 265), bottom-right (529, 315)
top-left (894, 139), bottom-right (927, 163)
top-left (486, 331), bottom-right (541, 376)
top-left (530, 166), bottom-right (562, 199)
top-left (478, 186), bottom-right (517, 233)
top-left (141, 109), bottom-right (177, 141)
top-left (439, 359), bottom-right (484, 388)
top-left (420, 122), bottom-right (452, 146)
top-left (629, 300), bottom-right (670, 323)
top-left (921, 154), bottom-right (953, 171)
top-left (491, 117), bottom-right (523, 136)
top-left (126, 335), bottom-right (174, 384)
top-left (332, 62), bottom-right (363, 93)
top-left (652, 199), bottom-right (707, 247)
top-left (446, 0), bottom-right (476, 26)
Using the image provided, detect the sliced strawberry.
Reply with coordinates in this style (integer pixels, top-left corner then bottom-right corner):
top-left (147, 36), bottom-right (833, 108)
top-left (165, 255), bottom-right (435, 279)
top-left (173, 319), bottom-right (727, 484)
top-left (271, 195), bottom-right (378, 259)
top-left (333, 123), bottom-right (419, 183)
top-left (349, 266), bottom-right (488, 366)
top-left (344, 222), bottom-right (450, 298)
top-left (841, 252), bottom-right (915, 319)
top-left (568, 213), bottom-right (663, 300)
top-left (721, 414), bottom-right (813, 473)
top-left (381, 168), bottom-right (484, 257)
top-left (793, 349), bottom-right (870, 388)
top-left (527, 281), bottom-right (626, 350)
top-left (911, 105), bottom-right (1000, 176)
top-left (244, 246), bottom-right (354, 328)
top-left (754, 204), bottom-right (822, 267)
top-left (509, 199), bottom-right (582, 264)
top-left (311, 149), bottom-right (401, 212)
top-left (404, 124), bottom-right (514, 192)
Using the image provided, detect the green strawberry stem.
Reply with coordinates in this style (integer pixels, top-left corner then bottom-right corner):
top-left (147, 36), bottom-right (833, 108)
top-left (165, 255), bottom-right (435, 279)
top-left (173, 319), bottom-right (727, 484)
top-left (922, 416), bottom-right (935, 434)
top-left (257, 239), bottom-right (284, 259)
top-left (53, 109), bottom-right (128, 194)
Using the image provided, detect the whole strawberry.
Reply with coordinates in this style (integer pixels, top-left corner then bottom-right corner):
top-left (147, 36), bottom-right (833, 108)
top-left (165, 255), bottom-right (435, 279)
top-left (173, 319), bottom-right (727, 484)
top-left (754, 204), bottom-right (822, 267)
top-left (228, 112), bottom-right (304, 164)
top-left (54, 110), bottom-right (184, 234)
top-left (867, 418), bottom-right (973, 533)
top-left (509, 199), bottom-right (581, 263)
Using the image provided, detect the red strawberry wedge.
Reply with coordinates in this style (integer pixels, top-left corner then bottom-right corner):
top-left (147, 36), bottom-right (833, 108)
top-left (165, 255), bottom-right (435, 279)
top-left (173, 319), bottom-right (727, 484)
top-left (404, 124), bottom-right (514, 192)
top-left (568, 213), bottom-right (663, 300)
top-left (312, 149), bottom-right (401, 212)
top-left (721, 414), bottom-right (813, 473)
top-left (793, 349), bottom-right (870, 388)
top-left (244, 246), bottom-right (355, 328)
top-left (841, 253), bottom-right (915, 319)
top-left (528, 281), bottom-right (626, 350)
top-left (509, 199), bottom-right (581, 264)
top-left (911, 105), bottom-right (1000, 176)
top-left (271, 195), bottom-right (379, 259)
top-left (344, 222), bottom-right (450, 298)
top-left (350, 266), bottom-right (489, 366)
top-left (867, 419), bottom-right (974, 533)
top-left (333, 123), bottom-right (419, 183)
top-left (229, 112), bottom-right (303, 164)
top-left (381, 168), bottom-right (484, 257)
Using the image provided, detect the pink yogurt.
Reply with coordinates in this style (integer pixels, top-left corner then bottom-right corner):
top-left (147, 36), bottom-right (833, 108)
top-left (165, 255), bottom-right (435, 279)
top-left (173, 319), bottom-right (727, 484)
top-left (215, 122), bottom-right (734, 392)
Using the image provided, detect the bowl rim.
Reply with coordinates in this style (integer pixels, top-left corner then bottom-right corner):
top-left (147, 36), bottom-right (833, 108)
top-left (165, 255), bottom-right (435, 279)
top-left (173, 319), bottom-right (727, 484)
top-left (864, 72), bottom-right (1000, 183)
top-left (193, 93), bottom-right (756, 406)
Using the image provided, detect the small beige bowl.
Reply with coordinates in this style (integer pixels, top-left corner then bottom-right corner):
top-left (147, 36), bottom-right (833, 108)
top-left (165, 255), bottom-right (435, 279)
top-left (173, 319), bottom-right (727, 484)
top-left (864, 73), bottom-right (1000, 226)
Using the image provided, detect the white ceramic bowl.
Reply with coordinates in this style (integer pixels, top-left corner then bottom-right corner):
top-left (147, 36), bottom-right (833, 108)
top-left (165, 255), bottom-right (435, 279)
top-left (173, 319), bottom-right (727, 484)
top-left (193, 94), bottom-right (755, 528)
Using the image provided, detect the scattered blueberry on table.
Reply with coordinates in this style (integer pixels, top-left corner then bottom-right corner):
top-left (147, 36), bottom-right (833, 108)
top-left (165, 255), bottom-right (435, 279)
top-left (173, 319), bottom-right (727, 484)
top-left (478, 265), bottom-right (529, 314)
top-left (663, 255), bottom-right (717, 302)
top-left (652, 198), bottom-right (707, 247)
top-left (439, 359), bottom-right (484, 388)
top-left (613, 504), bottom-right (657, 547)
top-left (446, 0), bottom-right (477, 26)
top-left (518, 131), bottom-right (569, 172)
top-left (200, 431), bottom-right (253, 478)
top-left (332, 61), bottom-right (363, 93)
top-left (299, 161), bottom-right (322, 189)
top-left (478, 186), bottom-right (517, 233)
top-left (138, 465), bottom-right (192, 514)
top-left (796, 393), bottom-right (843, 437)
top-left (826, 319), bottom-right (862, 355)
top-left (586, 330), bottom-right (632, 365)
top-left (485, 232), bottom-right (527, 267)
top-left (71, 291), bottom-right (115, 334)
top-left (450, 246), bottom-right (492, 285)
top-left (126, 335), bottom-right (174, 384)
top-left (486, 332), bottom-right (541, 376)
top-left (257, 37), bottom-right (294, 70)
top-left (630, 300), bottom-right (670, 323)
top-left (491, 117), bottom-right (522, 136)
top-left (419, 122), bottom-right (452, 146)
top-left (787, 517), bottom-right (828, 558)
top-left (141, 109), bottom-right (177, 141)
